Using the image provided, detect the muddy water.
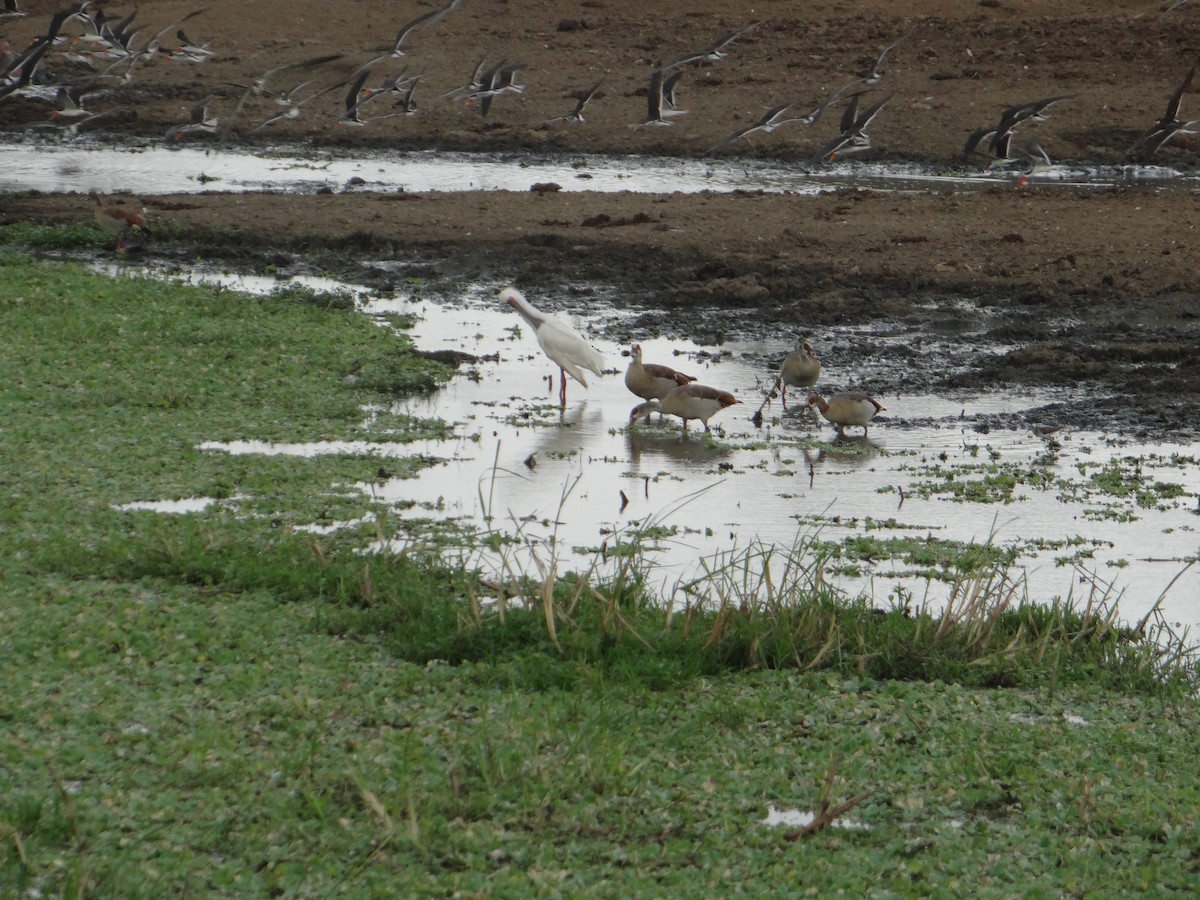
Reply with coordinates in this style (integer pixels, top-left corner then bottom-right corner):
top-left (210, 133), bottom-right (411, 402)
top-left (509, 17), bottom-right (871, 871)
top-left (110, 264), bottom-right (1200, 633)
top-left (1, 138), bottom-right (1190, 196)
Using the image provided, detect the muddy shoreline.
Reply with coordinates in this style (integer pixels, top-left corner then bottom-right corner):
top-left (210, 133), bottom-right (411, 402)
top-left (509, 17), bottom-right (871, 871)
top-left (4, 0), bottom-right (1200, 435)
top-left (4, 179), bottom-right (1199, 437)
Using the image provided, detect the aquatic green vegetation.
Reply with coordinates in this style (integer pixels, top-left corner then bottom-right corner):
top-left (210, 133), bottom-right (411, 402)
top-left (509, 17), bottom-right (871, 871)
top-left (907, 461), bottom-right (1022, 503)
top-left (2, 252), bottom-right (1197, 898)
top-left (822, 533), bottom-right (1020, 580)
top-left (0, 222), bottom-right (109, 249)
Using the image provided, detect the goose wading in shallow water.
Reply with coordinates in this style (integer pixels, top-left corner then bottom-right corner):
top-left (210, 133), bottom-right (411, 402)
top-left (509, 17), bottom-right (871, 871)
top-left (629, 383), bottom-right (738, 434)
top-left (500, 287), bottom-right (605, 407)
top-left (779, 340), bottom-right (821, 401)
top-left (624, 343), bottom-right (697, 419)
top-left (806, 389), bottom-right (885, 437)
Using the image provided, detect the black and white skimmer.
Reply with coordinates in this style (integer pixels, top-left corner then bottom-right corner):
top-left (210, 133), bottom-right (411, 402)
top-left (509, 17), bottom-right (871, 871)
top-left (661, 70), bottom-right (685, 113)
top-left (122, 9), bottom-right (209, 75)
top-left (1129, 65), bottom-right (1197, 163)
top-left (470, 61), bottom-right (525, 117)
top-left (0, 37), bottom-right (50, 99)
top-left (632, 69), bottom-right (686, 127)
top-left (1015, 134), bottom-right (1056, 184)
top-left (963, 125), bottom-right (1001, 159)
top-left (50, 85), bottom-right (97, 120)
top-left (359, 67), bottom-right (420, 105)
top-left (706, 85), bottom-right (860, 154)
top-left (987, 94), bottom-right (1072, 157)
top-left (336, 67), bottom-right (407, 126)
top-left (651, 21), bottom-right (760, 74)
top-left (437, 56), bottom-right (487, 101)
top-left (379, 0), bottom-right (465, 59)
top-left (172, 28), bottom-right (214, 62)
top-left (167, 94), bottom-right (218, 139)
top-left (855, 28), bottom-right (912, 85)
top-left (0, 7), bottom-right (73, 99)
top-left (220, 54), bottom-right (343, 139)
top-left (542, 75), bottom-right (605, 124)
top-left (812, 91), bottom-right (893, 162)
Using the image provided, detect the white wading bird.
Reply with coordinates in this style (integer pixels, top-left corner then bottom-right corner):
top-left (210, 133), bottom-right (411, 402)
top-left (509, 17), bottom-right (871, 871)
top-left (501, 287), bottom-right (605, 407)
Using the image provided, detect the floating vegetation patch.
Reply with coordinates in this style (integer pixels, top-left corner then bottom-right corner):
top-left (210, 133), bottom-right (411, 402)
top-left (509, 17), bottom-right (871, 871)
top-left (814, 534), bottom-right (1019, 582)
top-left (905, 461), bottom-right (1025, 504)
top-left (1072, 457), bottom-right (1189, 509)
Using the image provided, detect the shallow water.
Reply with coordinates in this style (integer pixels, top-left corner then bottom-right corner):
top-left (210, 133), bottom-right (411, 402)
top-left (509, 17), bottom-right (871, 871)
top-left (107, 263), bottom-right (1200, 634)
top-left (2, 137), bottom-right (1194, 196)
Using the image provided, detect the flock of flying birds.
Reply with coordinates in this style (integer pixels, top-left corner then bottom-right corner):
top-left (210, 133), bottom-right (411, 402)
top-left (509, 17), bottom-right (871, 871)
top-left (1, 0), bottom-right (1198, 167)
top-left (503, 287), bottom-right (884, 439)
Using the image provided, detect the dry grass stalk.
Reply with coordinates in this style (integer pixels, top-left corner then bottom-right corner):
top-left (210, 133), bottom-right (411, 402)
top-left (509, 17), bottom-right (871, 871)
top-left (784, 755), bottom-right (873, 840)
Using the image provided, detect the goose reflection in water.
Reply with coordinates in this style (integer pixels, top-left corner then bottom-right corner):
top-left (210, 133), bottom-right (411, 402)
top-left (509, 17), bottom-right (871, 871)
top-left (625, 427), bottom-right (733, 467)
top-left (515, 401), bottom-right (607, 466)
top-left (801, 437), bottom-right (882, 471)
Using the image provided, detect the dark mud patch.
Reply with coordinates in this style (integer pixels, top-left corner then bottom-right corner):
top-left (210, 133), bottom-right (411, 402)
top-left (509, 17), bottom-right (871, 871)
top-left (5, 179), bottom-right (1200, 440)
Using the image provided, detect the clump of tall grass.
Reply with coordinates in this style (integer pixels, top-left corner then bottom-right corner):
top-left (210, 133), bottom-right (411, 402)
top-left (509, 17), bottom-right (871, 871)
top-left (47, 486), bottom-right (1192, 695)
top-left (351, 482), bottom-right (1197, 694)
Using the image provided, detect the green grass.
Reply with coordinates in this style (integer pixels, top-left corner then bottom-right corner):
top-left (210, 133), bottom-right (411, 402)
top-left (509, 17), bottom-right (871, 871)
top-left (1, 249), bottom-right (1198, 896)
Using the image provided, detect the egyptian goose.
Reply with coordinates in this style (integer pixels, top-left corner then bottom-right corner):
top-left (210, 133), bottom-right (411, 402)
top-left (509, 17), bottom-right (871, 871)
top-left (779, 340), bottom-right (820, 401)
top-left (625, 343), bottom-right (697, 406)
top-left (806, 389), bottom-right (885, 437)
top-left (629, 383), bottom-right (738, 434)
top-left (501, 287), bottom-right (605, 407)
top-left (90, 191), bottom-right (149, 252)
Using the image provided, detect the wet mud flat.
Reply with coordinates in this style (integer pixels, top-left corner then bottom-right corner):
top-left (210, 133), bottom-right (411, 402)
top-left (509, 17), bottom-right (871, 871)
top-left (6, 178), bottom-right (1198, 439)
top-left (82, 257), bottom-right (1197, 633)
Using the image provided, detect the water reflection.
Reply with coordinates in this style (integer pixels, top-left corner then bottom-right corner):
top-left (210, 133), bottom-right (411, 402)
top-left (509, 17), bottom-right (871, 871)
top-left (625, 427), bottom-right (735, 466)
top-left (806, 439), bottom-right (884, 468)
top-left (102, 259), bottom-right (1200, 632)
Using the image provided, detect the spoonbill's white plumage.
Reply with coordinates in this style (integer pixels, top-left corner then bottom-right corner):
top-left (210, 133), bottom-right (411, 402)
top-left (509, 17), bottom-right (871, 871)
top-left (501, 287), bottom-right (605, 407)
top-left (629, 383), bottom-right (738, 434)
